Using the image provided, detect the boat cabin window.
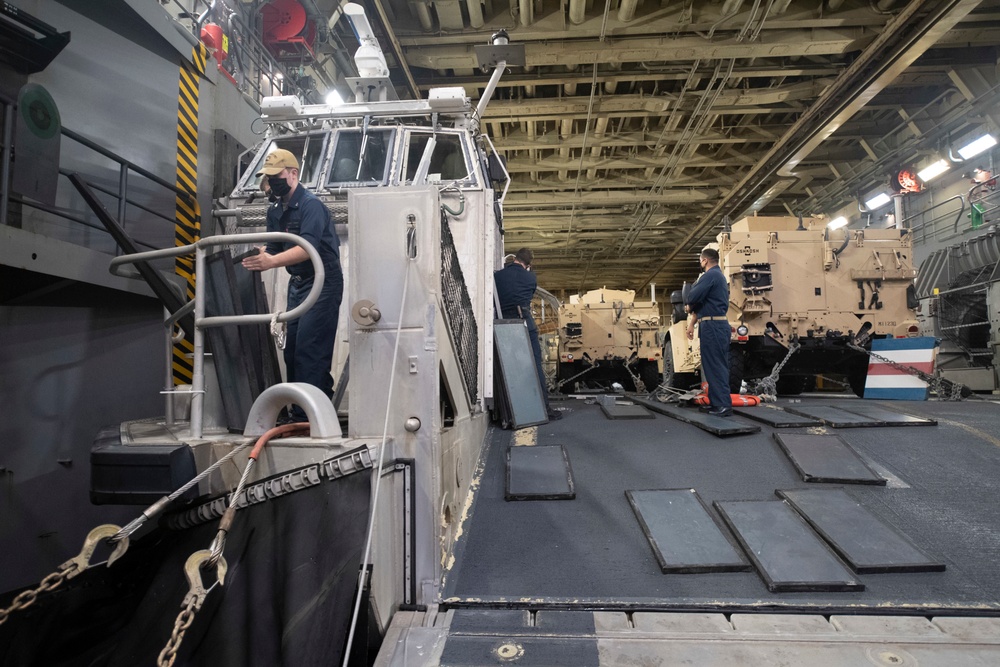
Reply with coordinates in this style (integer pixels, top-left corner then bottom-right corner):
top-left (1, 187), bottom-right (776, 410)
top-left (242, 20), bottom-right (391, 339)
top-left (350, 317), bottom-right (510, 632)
top-left (327, 128), bottom-right (393, 186)
top-left (404, 132), bottom-right (473, 184)
top-left (244, 133), bottom-right (328, 190)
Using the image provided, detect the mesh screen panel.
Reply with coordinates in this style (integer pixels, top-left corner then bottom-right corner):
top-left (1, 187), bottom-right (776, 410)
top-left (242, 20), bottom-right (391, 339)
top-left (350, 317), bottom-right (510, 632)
top-left (940, 266), bottom-right (993, 366)
top-left (440, 213), bottom-right (479, 405)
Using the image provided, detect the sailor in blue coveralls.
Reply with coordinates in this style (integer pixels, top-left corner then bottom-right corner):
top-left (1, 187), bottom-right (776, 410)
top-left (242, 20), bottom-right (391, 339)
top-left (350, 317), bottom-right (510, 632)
top-left (242, 148), bottom-right (344, 421)
top-left (494, 248), bottom-right (561, 421)
top-left (684, 247), bottom-right (733, 417)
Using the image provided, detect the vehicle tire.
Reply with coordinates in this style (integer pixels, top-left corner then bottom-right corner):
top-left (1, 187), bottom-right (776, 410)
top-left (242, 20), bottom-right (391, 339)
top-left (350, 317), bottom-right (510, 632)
top-left (557, 361), bottom-right (580, 394)
top-left (847, 370), bottom-right (867, 398)
top-left (776, 374), bottom-right (808, 396)
top-left (729, 346), bottom-right (747, 394)
top-left (664, 337), bottom-right (700, 391)
top-left (639, 360), bottom-right (662, 394)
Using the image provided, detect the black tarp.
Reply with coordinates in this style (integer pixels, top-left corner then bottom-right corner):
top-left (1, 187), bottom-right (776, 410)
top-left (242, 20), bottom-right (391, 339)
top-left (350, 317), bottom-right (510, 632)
top-left (0, 469), bottom-right (371, 666)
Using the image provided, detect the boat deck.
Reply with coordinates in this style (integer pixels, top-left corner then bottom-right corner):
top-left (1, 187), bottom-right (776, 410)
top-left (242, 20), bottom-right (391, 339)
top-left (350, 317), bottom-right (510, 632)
top-left (443, 394), bottom-right (1000, 614)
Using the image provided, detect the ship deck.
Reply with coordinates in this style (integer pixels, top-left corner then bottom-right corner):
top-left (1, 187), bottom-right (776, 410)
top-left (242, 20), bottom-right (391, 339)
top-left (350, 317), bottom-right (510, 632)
top-left (443, 394), bottom-right (1000, 614)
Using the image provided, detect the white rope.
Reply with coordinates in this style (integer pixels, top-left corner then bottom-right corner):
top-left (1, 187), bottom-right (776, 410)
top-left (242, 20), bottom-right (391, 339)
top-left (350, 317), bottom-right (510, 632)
top-left (342, 255), bottom-right (412, 666)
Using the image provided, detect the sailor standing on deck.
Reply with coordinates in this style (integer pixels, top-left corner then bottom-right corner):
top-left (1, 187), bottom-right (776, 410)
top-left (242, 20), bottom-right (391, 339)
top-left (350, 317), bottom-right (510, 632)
top-left (242, 148), bottom-right (344, 422)
top-left (494, 248), bottom-right (562, 421)
top-left (684, 247), bottom-right (733, 417)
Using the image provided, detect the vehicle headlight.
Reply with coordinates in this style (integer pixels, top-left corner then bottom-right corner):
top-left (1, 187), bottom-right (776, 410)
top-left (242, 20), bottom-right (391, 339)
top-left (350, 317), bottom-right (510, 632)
top-left (736, 325), bottom-right (749, 336)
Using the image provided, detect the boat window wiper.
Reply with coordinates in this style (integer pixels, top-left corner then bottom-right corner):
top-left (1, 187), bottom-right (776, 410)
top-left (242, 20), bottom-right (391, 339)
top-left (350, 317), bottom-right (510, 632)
top-left (356, 115), bottom-right (370, 180)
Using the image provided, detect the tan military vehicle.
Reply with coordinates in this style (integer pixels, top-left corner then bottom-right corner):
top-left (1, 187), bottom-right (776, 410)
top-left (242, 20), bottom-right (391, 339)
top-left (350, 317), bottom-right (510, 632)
top-left (665, 216), bottom-right (920, 396)
top-left (557, 288), bottom-right (663, 392)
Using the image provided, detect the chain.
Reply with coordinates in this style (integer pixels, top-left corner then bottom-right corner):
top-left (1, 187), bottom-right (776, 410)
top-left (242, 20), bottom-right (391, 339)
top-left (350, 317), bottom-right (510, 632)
top-left (555, 364), bottom-right (593, 390)
top-left (157, 597), bottom-right (198, 667)
top-left (270, 312), bottom-right (287, 350)
top-left (0, 563), bottom-right (78, 625)
top-left (750, 341), bottom-right (800, 399)
top-left (847, 342), bottom-right (972, 401)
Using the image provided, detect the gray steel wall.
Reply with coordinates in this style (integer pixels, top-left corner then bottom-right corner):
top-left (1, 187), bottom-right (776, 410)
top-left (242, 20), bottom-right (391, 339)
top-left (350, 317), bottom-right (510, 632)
top-left (1, 1), bottom-right (263, 592)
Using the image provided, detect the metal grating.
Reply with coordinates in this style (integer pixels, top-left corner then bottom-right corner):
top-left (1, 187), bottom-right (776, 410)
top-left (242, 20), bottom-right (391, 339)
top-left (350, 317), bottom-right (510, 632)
top-left (440, 212), bottom-right (479, 406)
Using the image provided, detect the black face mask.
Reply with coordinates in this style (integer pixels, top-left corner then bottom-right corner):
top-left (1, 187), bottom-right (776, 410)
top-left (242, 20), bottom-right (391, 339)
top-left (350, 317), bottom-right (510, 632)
top-left (268, 176), bottom-right (291, 198)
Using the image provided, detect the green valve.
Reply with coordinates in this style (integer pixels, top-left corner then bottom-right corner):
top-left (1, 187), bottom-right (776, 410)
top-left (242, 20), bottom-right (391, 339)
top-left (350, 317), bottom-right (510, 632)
top-left (971, 202), bottom-right (985, 229)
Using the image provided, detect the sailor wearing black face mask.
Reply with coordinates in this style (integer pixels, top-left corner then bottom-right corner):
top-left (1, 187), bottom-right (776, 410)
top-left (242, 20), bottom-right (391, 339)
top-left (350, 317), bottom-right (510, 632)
top-left (242, 148), bottom-right (344, 422)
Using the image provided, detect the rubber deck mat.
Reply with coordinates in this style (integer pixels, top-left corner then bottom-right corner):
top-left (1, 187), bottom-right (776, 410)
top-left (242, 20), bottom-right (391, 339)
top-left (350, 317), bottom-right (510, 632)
top-left (626, 489), bottom-right (750, 573)
top-left (783, 405), bottom-right (885, 428)
top-left (632, 398), bottom-right (760, 436)
top-left (732, 406), bottom-right (821, 428)
top-left (773, 433), bottom-right (886, 485)
top-left (506, 445), bottom-right (576, 500)
top-left (600, 403), bottom-right (654, 419)
top-left (714, 500), bottom-right (864, 592)
top-left (837, 404), bottom-right (938, 426)
top-left (776, 488), bottom-right (945, 574)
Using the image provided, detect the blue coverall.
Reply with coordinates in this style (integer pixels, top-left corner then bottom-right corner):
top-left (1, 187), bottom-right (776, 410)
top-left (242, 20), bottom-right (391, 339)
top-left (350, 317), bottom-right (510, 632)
top-left (265, 185), bottom-right (344, 418)
top-left (685, 264), bottom-right (732, 411)
top-left (494, 263), bottom-right (548, 399)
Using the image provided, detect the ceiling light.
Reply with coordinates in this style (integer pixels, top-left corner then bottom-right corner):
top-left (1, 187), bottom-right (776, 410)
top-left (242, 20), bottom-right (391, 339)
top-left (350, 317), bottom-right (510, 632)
top-left (275, 72), bottom-right (284, 80)
top-left (917, 159), bottom-right (949, 182)
top-left (864, 193), bottom-right (891, 210)
top-left (957, 133), bottom-right (997, 160)
top-left (827, 216), bottom-right (848, 230)
top-left (325, 90), bottom-right (344, 106)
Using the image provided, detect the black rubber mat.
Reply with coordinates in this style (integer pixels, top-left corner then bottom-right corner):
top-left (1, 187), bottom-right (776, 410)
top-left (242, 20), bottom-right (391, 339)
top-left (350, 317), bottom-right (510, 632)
top-left (773, 433), bottom-right (886, 485)
top-left (776, 488), bottom-right (946, 574)
top-left (600, 403), bottom-right (654, 419)
top-left (632, 398), bottom-right (761, 436)
top-left (626, 489), bottom-right (750, 574)
top-left (732, 406), bottom-right (820, 428)
top-left (714, 500), bottom-right (864, 593)
top-left (783, 405), bottom-right (884, 428)
top-left (506, 445), bottom-right (576, 501)
top-left (838, 404), bottom-right (938, 426)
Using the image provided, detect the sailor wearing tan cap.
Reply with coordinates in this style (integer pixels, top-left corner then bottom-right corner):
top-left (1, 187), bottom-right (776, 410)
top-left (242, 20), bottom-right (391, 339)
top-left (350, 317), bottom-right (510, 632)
top-left (242, 148), bottom-right (344, 422)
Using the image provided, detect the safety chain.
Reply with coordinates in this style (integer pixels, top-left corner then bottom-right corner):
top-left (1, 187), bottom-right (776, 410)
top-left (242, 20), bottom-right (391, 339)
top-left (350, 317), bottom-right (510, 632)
top-left (0, 524), bottom-right (128, 626)
top-left (156, 550), bottom-right (227, 667)
top-left (622, 360), bottom-right (644, 393)
top-left (0, 565), bottom-right (77, 625)
top-left (847, 342), bottom-right (972, 401)
top-left (157, 596), bottom-right (197, 667)
top-left (270, 312), bottom-right (287, 350)
top-left (750, 341), bottom-right (801, 400)
top-left (555, 364), bottom-right (594, 391)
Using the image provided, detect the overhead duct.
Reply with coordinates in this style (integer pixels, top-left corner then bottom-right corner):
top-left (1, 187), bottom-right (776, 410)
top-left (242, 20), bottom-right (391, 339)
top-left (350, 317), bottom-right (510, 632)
top-left (519, 0), bottom-right (534, 26)
top-left (569, 0), bottom-right (586, 24)
top-left (466, 0), bottom-right (484, 29)
top-left (618, 0), bottom-right (639, 23)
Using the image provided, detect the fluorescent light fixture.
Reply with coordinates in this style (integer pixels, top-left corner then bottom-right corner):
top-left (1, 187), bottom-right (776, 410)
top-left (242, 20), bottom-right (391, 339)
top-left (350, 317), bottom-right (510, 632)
top-left (917, 159), bottom-right (950, 182)
top-left (325, 90), bottom-right (344, 106)
top-left (957, 133), bottom-right (997, 160)
top-left (827, 216), bottom-right (848, 230)
top-left (864, 193), bottom-right (892, 210)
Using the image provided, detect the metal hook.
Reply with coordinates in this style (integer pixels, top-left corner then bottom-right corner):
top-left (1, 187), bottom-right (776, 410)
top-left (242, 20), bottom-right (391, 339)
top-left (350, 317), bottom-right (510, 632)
top-left (182, 549), bottom-right (228, 610)
top-left (61, 524), bottom-right (130, 577)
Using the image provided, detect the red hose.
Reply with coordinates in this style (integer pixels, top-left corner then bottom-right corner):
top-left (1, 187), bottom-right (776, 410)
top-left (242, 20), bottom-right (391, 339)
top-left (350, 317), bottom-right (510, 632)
top-left (248, 422), bottom-right (310, 460)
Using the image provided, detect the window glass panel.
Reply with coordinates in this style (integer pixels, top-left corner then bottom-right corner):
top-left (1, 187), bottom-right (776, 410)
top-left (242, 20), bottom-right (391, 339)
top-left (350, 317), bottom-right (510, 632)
top-left (404, 132), bottom-right (471, 183)
top-left (243, 134), bottom-right (327, 190)
top-left (328, 129), bottom-right (392, 185)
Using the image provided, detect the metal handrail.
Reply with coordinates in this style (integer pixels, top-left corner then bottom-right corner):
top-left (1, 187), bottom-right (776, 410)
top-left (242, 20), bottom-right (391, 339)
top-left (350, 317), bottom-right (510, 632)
top-left (110, 232), bottom-right (326, 437)
top-left (903, 193), bottom-right (965, 244)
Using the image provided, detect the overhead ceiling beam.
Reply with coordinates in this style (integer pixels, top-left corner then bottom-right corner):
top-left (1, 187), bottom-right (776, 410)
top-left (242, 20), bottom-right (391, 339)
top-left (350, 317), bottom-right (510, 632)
top-left (637, 0), bottom-right (986, 291)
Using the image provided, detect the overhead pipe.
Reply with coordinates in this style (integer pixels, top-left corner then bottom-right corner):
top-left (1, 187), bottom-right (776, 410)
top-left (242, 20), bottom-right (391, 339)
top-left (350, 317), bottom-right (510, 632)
top-left (569, 0), bottom-right (587, 24)
top-left (586, 116), bottom-right (610, 180)
top-left (528, 120), bottom-right (539, 183)
top-left (519, 0), bottom-right (534, 26)
top-left (413, 2), bottom-right (434, 31)
top-left (770, 0), bottom-right (793, 14)
top-left (558, 118), bottom-right (573, 181)
top-left (618, 0), bottom-right (639, 22)
top-left (466, 0), bottom-right (484, 29)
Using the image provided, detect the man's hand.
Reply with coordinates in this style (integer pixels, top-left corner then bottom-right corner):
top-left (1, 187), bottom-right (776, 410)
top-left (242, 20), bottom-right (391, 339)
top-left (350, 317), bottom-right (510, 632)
top-left (242, 246), bottom-right (275, 271)
top-left (686, 314), bottom-right (696, 340)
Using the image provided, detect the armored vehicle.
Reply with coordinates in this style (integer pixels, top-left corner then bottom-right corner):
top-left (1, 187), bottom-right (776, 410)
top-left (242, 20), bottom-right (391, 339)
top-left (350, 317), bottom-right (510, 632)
top-left (665, 216), bottom-right (920, 396)
top-left (557, 288), bottom-right (663, 392)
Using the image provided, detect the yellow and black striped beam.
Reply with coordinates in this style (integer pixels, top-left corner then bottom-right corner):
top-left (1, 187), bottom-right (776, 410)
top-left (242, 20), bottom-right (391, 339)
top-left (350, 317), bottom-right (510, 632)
top-left (172, 44), bottom-right (209, 385)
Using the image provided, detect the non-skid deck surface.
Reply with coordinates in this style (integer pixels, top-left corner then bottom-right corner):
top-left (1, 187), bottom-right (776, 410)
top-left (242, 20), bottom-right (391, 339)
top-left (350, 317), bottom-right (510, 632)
top-left (631, 398), bottom-right (761, 436)
top-left (776, 488), bottom-right (945, 574)
top-left (732, 406), bottom-right (821, 428)
top-left (773, 433), bottom-right (886, 485)
top-left (600, 403), bottom-right (654, 419)
top-left (506, 445), bottom-right (575, 500)
top-left (626, 489), bottom-right (750, 574)
top-left (837, 404), bottom-right (938, 426)
top-left (443, 399), bottom-right (1000, 611)
top-left (783, 405), bottom-right (886, 428)
top-left (714, 500), bottom-right (863, 592)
